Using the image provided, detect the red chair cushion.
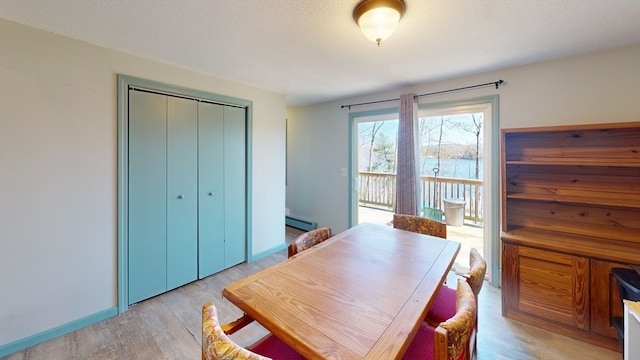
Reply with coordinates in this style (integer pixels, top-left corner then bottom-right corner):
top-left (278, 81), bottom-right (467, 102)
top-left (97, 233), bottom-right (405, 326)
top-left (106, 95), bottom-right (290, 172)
top-left (426, 284), bottom-right (456, 324)
top-left (249, 334), bottom-right (305, 360)
top-left (403, 322), bottom-right (435, 360)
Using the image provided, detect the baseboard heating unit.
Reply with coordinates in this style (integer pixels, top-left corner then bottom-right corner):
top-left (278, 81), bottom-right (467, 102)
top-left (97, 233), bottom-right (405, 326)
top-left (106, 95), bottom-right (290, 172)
top-left (285, 216), bottom-right (317, 232)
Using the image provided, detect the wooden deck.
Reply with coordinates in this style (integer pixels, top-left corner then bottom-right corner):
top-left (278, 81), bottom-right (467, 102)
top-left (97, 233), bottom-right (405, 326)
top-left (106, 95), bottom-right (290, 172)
top-left (358, 206), bottom-right (484, 273)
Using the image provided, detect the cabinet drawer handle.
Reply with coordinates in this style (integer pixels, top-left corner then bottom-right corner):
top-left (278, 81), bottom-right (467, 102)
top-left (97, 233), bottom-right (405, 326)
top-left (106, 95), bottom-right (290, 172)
top-left (208, 192), bottom-right (214, 196)
top-left (177, 195), bottom-right (184, 199)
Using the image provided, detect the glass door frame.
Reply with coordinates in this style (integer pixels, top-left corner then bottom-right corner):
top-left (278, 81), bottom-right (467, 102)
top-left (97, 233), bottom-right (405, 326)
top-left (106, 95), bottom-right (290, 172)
top-left (348, 107), bottom-right (399, 226)
top-left (348, 95), bottom-right (500, 286)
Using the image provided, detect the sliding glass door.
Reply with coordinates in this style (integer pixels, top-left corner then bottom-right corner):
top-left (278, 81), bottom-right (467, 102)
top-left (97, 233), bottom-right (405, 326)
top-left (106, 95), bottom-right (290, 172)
top-left (349, 96), bottom-right (500, 285)
top-left (419, 96), bottom-right (500, 285)
top-left (417, 104), bottom-right (487, 274)
top-left (350, 109), bottom-right (398, 226)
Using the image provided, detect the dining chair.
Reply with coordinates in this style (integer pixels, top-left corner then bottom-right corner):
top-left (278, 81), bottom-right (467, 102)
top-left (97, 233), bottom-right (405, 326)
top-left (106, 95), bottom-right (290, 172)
top-left (393, 214), bottom-right (447, 239)
top-left (425, 248), bottom-right (487, 357)
top-left (287, 227), bottom-right (332, 258)
top-left (403, 279), bottom-right (477, 360)
top-left (202, 301), bottom-right (304, 360)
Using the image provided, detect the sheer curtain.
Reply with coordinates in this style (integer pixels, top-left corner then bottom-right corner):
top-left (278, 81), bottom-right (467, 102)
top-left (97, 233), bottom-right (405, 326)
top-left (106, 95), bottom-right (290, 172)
top-left (395, 93), bottom-right (419, 215)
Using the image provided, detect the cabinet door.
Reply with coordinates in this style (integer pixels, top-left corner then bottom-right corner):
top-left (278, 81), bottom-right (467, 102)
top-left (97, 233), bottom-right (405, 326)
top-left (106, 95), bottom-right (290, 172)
top-left (503, 244), bottom-right (590, 329)
top-left (591, 259), bottom-right (630, 338)
top-left (128, 90), bottom-right (168, 304)
top-left (223, 106), bottom-right (246, 267)
top-left (166, 97), bottom-right (199, 290)
top-left (198, 102), bottom-right (225, 278)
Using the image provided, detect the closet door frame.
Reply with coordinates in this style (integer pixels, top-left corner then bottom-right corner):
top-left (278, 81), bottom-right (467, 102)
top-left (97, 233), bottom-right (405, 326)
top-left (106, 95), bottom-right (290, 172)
top-left (116, 75), bottom-right (253, 313)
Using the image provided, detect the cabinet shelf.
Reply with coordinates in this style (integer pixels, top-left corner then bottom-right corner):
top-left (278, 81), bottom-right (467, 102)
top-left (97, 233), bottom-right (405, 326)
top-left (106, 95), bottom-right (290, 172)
top-left (501, 228), bottom-right (640, 264)
top-left (505, 193), bottom-right (640, 209)
top-left (504, 161), bottom-right (640, 212)
top-left (505, 160), bottom-right (640, 167)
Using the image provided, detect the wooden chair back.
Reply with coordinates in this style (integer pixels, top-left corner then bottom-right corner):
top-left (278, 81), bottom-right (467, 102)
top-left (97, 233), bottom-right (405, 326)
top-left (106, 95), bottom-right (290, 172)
top-left (202, 301), bottom-right (270, 360)
top-left (393, 214), bottom-right (447, 239)
top-left (463, 248), bottom-right (486, 359)
top-left (424, 248), bottom-right (486, 358)
top-left (466, 248), bottom-right (487, 298)
top-left (434, 280), bottom-right (477, 360)
top-left (287, 227), bottom-right (332, 258)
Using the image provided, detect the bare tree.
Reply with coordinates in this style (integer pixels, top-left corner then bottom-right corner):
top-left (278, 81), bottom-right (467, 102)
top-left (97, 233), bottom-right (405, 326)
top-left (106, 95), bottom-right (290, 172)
top-left (358, 121), bottom-right (390, 206)
top-left (359, 121), bottom-right (385, 172)
top-left (449, 113), bottom-right (483, 179)
top-left (418, 116), bottom-right (448, 209)
top-left (436, 117), bottom-right (445, 175)
top-left (433, 117), bottom-right (446, 207)
top-left (418, 117), bottom-right (441, 174)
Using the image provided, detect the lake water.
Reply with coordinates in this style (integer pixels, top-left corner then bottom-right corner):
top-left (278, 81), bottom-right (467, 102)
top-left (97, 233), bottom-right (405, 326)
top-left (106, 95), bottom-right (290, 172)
top-left (420, 157), bottom-right (483, 180)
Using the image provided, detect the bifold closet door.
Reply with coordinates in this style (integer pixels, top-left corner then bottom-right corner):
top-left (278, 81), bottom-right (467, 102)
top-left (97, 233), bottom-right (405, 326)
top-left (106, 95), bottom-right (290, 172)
top-left (223, 106), bottom-right (246, 268)
top-left (166, 96), bottom-right (198, 290)
top-left (198, 104), bottom-right (247, 277)
top-left (198, 102), bottom-right (225, 277)
top-left (128, 91), bottom-right (198, 304)
top-left (128, 90), bottom-right (168, 304)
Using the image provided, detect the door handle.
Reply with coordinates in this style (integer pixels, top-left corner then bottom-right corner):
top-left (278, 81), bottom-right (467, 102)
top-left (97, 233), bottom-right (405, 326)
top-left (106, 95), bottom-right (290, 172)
top-left (177, 195), bottom-right (184, 199)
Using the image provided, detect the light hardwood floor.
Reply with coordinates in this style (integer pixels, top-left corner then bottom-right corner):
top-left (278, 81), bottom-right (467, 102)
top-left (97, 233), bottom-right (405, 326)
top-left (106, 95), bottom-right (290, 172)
top-left (3, 227), bottom-right (621, 360)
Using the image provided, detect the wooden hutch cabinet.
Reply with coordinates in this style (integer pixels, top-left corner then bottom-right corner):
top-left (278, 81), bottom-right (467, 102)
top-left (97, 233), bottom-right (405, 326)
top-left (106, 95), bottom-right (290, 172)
top-left (500, 122), bottom-right (640, 351)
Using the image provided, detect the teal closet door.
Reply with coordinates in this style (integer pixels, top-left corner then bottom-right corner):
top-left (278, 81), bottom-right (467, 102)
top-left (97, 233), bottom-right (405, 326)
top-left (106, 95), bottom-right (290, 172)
top-left (166, 97), bottom-right (198, 290)
top-left (198, 102), bottom-right (225, 278)
top-left (128, 87), bottom-right (246, 303)
top-left (223, 106), bottom-right (247, 267)
top-left (128, 90), bottom-right (167, 304)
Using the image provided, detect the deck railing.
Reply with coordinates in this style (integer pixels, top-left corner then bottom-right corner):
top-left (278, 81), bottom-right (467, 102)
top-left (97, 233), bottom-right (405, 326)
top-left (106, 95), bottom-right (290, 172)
top-left (358, 171), bottom-right (484, 223)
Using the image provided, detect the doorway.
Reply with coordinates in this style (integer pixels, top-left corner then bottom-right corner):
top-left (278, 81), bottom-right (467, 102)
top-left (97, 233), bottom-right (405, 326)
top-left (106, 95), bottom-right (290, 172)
top-left (349, 95), bottom-right (500, 285)
top-left (350, 108), bottom-right (398, 226)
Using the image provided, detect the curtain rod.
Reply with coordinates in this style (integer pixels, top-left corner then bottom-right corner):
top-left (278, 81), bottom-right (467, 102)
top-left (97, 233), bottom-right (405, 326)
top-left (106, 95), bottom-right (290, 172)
top-left (340, 80), bottom-right (504, 110)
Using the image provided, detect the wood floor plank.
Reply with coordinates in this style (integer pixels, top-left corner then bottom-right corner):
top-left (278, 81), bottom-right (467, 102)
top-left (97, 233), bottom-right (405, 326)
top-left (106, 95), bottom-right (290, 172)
top-left (1, 226), bottom-right (621, 360)
top-left (111, 301), bottom-right (166, 359)
top-left (71, 316), bottom-right (119, 360)
top-left (138, 298), bottom-right (200, 359)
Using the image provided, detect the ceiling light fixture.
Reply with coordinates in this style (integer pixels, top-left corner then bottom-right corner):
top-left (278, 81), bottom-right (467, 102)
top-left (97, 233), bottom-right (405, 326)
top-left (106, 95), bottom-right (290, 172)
top-left (353, 0), bottom-right (406, 47)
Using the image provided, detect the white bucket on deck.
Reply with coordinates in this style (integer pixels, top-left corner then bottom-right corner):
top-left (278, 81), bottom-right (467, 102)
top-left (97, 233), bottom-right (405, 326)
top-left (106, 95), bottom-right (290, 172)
top-left (443, 198), bottom-right (466, 227)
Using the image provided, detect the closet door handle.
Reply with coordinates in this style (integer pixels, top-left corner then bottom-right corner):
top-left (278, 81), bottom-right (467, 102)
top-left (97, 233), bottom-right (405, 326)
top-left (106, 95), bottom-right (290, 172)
top-left (177, 195), bottom-right (184, 199)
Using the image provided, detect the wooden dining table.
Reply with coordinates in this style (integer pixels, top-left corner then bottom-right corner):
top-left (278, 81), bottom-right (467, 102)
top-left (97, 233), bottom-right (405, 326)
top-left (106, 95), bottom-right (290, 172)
top-left (222, 222), bottom-right (461, 360)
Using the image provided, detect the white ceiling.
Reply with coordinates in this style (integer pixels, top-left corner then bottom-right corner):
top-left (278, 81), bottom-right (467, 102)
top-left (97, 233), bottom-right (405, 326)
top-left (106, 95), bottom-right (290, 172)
top-left (1, 0), bottom-right (639, 106)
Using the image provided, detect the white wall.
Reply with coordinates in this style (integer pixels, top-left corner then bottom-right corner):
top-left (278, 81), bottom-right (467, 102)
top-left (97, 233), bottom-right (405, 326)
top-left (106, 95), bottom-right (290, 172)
top-left (0, 19), bottom-right (286, 347)
top-left (285, 45), bottom-right (640, 234)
